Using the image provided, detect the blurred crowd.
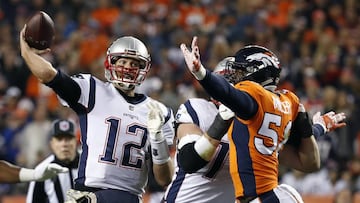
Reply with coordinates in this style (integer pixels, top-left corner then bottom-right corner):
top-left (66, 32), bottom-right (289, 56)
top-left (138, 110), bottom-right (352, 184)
top-left (1, 0), bottom-right (360, 201)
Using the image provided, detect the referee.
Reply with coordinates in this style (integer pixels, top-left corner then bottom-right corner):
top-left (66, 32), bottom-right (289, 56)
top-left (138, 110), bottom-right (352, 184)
top-left (26, 119), bottom-right (79, 203)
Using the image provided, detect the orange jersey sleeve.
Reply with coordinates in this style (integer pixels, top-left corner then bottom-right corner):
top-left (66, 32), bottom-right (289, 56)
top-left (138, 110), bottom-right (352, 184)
top-left (228, 81), bottom-right (300, 198)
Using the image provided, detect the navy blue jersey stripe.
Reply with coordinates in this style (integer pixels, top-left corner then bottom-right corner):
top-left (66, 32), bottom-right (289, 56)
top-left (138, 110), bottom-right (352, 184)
top-left (165, 157), bottom-right (186, 203)
top-left (164, 107), bottom-right (172, 123)
top-left (184, 101), bottom-right (199, 126)
top-left (88, 76), bottom-right (96, 112)
top-left (259, 189), bottom-right (280, 203)
top-left (204, 142), bottom-right (229, 178)
top-left (232, 120), bottom-right (257, 197)
top-left (75, 114), bottom-right (88, 188)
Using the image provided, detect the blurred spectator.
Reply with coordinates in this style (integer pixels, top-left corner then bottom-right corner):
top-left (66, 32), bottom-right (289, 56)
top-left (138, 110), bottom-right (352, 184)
top-left (25, 74), bottom-right (60, 115)
top-left (0, 43), bottom-right (30, 93)
top-left (17, 103), bottom-right (52, 168)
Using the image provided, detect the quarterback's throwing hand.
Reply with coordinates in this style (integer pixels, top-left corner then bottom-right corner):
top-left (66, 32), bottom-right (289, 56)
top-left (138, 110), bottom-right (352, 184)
top-left (180, 36), bottom-right (206, 80)
top-left (312, 111), bottom-right (346, 132)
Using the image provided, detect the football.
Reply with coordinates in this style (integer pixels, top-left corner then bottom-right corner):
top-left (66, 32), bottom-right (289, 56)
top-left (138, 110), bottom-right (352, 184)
top-left (25, 11), bottom-right (55, 50)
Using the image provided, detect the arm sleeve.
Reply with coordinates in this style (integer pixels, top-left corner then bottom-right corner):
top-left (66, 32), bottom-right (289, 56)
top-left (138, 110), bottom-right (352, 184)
top-left (178, 142), bottom-right (209, 173)
top-left (199, 70), bottom-right (258, 120)
top-left (45, 70), bottom-right (81, 106)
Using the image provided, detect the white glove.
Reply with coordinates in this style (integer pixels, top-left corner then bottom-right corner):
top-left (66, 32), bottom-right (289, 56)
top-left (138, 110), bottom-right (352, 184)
top-left (19, 163), bottom-right (68, 182)
top-left (65, 189), bottom-right (97, 203)
top-left (180, 36), bottom-right (206, 80)
top-left (312, 111), bottom-right (346, 132)
top-left (147, 101), bottom-right (165, 141)
top-left (218, 104), bottom-right (235, 120)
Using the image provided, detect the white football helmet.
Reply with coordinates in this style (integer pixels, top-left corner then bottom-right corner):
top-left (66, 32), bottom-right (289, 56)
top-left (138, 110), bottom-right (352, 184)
top-left (213, 56), bottom-right (235, 80)
top-left (104, 36), bottom-right (151, 90)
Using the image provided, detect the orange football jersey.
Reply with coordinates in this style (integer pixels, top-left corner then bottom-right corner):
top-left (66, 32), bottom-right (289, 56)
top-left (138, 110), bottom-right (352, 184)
top-left (228, 81), bottom-right (300, 198)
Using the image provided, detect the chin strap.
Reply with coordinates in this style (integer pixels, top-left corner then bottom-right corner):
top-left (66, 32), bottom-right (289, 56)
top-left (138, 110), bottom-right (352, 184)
top-left (113, 82), bottom-right (135, 91)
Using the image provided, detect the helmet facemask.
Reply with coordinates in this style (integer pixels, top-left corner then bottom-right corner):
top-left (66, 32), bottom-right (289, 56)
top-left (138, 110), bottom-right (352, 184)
top-left (104, 36), bottom-right (151, 91)
top-left (105, 55), bottom-right (149, 90)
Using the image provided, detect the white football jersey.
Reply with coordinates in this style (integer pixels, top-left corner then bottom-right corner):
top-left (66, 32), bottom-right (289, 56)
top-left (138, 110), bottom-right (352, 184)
top-left (59, 74), bottom-right (174, 196)
top-left (164, 98), bottom-right (235, 203)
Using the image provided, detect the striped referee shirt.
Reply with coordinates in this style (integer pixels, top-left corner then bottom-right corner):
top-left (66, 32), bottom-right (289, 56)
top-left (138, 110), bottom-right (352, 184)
top-left (26, 154), bottom-right (79, 203)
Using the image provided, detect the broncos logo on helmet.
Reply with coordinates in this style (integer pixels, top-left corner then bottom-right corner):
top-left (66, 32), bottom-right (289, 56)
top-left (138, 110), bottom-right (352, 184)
top-left (225, 45), bottom-right (281, 87)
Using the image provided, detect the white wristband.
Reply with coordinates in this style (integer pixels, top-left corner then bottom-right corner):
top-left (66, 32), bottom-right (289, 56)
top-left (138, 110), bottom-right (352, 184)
top-left (194, 136), bottom-right (216, 161)
top-left (193, 65), bottom-right (206, 80)
top-left (19, 168), bottom-right (35, 182)
top-left (150, 139), bottom-right (171, 165)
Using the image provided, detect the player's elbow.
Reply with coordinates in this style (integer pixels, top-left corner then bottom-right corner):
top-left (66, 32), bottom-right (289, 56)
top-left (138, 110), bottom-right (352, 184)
top-left (304, 160), bottom-right (321, 173)
top-left (155, 175), bottom-right (172, 187)
top-left (178, 143), bottom-right (208, 173)
top-left (298, 156), bottom-right (321, 173)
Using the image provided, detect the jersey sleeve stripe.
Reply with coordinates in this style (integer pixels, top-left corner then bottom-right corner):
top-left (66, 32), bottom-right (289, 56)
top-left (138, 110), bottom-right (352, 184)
top-left (88, 76), bottom-right (96, 112)
top-left (164, 107), bottom-right (172, 123)
top-left (184, 100), bottom-right (199, 126)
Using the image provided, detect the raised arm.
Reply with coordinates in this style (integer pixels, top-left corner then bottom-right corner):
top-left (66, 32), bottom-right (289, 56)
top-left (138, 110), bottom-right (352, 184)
top-left (180, 36), bottom-right (258, 119)
top-left (20, 25), bottom-right (81, 106)
top-left (19, 25), bottom-right (57, 83)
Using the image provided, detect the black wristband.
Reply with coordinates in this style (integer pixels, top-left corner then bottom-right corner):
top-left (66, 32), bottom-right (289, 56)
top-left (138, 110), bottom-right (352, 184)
top-left (207, 114), bottom-right (232, 141)
top-left (292, 112), bottom-right (313, 138)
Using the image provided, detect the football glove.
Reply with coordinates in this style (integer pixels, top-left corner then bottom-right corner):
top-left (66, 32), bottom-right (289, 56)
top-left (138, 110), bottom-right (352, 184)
top-left (147, 100), bottom-right (171, 164)
top-left (312, 111), bottom-right (346, 132)
top-left (65, 189), bottom-right (97, 203)
top-left (20, 163), bottom-right (68, 182)
top-left (147, 101), bottom-right (165, 141)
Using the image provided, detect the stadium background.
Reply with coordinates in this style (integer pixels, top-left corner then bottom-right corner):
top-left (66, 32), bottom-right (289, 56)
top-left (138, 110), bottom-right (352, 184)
top-left (1, 0), bottom-right (360, 202)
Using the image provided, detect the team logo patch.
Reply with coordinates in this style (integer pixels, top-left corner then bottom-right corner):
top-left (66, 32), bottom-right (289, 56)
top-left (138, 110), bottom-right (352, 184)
top-left (59, 121), bottom-right (70, 131)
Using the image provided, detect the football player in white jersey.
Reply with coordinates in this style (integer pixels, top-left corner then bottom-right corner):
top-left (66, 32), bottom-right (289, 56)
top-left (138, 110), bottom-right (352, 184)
top-left (163, 57), bottom-right (346, 203)
top-left (19, 25), bottom-right (175, 203)
top-left (163, 57), bottom-right (235, 203)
